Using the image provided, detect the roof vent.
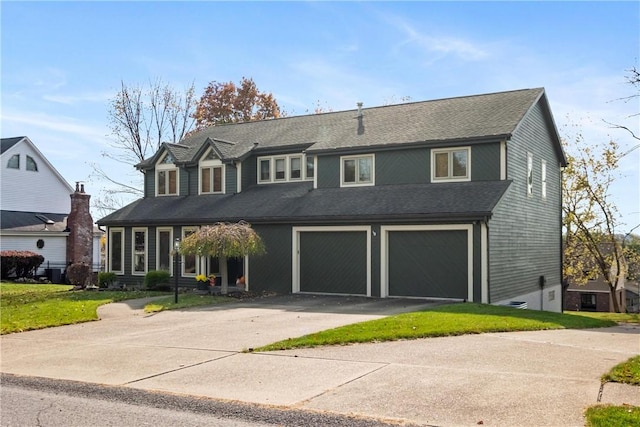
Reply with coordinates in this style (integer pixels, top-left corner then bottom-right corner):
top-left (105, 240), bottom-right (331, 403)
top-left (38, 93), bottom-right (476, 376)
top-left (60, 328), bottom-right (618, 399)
top-left (357, 102), bottom-right (363, 117)
top-left (356, 102), bottom-right (364, 135)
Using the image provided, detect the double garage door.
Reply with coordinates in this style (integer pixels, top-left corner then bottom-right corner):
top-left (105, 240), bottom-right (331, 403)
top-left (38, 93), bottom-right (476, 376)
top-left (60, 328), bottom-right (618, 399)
top-left (294, 226), bottom-right (471, 299)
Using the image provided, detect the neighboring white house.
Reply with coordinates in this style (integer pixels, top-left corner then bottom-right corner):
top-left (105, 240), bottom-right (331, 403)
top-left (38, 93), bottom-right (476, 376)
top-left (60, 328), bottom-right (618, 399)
top-left (0, 136), bottom-right (101, 279)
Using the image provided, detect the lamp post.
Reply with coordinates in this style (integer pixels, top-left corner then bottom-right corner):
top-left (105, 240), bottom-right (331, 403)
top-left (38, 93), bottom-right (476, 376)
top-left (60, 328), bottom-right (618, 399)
top-left (174, 237), bottom-right (181, 303)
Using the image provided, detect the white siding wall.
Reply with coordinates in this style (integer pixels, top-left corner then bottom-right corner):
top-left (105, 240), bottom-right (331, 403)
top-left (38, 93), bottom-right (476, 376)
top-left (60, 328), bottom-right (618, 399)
top-left (1, 140), bottom-right (72, 213)
top-left (0, 234), bottom-right (68, 274)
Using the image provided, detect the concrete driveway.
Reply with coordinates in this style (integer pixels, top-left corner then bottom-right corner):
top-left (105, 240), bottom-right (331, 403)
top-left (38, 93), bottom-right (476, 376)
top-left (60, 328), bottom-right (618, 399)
top-left (1, 294), bottom-right (638, 426)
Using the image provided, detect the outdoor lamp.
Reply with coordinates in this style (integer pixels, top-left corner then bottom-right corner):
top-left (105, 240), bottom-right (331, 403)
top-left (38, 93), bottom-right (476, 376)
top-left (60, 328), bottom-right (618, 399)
top-left (174, 237), bottom-right (181, 303)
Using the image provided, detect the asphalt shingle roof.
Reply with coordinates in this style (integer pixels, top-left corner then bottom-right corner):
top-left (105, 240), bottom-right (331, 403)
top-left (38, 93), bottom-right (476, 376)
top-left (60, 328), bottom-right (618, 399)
top-left (1, 211), bottom-right (68, 232)
top-left (1, 137), bottom-right (25, 155)
top-left (98, 180), bottom-right (511, 226)
top-left (137, 88), bottom-right (548, 168)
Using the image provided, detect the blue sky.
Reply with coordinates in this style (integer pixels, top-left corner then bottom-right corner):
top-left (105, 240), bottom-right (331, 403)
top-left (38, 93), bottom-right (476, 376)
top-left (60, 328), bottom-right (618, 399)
top-left (2, 1), bottom-right (639, 229)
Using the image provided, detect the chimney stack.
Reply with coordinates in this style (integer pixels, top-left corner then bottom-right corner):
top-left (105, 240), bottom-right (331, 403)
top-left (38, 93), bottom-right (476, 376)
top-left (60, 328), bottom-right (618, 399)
top-left (66, 183), bottom-right (93, 266)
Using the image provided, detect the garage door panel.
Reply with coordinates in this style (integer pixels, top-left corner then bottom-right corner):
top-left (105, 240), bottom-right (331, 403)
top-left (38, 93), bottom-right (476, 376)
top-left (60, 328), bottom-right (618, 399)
top-left (388, 230), bottom-right (467, 298)
top-left (300, 231), bottom-right (367, 294)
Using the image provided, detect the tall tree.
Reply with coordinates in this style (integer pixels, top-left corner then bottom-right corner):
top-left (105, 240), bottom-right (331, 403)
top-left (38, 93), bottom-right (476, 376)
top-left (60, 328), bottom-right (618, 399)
top-left (562, 135), bottom-right (631, 312)
top-left (178, 222), bottom-right (265, 295)
top-left (93, 79), bottom-right (196, 214)
top-left (193, 77), bottom-right (281, 128)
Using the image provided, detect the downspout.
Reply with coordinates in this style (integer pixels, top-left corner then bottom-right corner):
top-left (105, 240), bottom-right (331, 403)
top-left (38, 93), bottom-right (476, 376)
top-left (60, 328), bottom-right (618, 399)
top-left (484, 216), bottom-right (490, 304)
top-left (560, 164), bottom-right (565, 313)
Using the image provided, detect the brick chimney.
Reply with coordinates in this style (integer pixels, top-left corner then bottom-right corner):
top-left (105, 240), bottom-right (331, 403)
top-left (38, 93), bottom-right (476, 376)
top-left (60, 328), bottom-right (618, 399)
top-left (66, 182), bottom-right (93, 266)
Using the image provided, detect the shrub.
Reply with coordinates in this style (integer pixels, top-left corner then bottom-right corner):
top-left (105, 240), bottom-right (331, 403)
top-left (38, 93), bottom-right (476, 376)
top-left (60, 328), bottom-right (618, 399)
top-left (66, 263), bottom-right (92, 287)
top-left (0, 250), bottom-right (44, 279)
top-left (145, 270), bottom-right (171, 291)
top-left (98, 272), bottom-right (118, 289)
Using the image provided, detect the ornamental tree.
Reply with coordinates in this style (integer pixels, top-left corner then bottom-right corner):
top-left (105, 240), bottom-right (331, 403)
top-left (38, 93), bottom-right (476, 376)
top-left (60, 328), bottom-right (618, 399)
top-left (178, 222), bottom-right (265, 294)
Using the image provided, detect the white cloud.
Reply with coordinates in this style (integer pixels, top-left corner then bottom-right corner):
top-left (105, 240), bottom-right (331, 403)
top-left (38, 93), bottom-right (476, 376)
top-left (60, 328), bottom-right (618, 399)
top-left (42, 91), bottom-right (112, 105)
top-left (383, 14), bottom-right (489, 62)
top-left (2, 109), bottom-right (109, 148)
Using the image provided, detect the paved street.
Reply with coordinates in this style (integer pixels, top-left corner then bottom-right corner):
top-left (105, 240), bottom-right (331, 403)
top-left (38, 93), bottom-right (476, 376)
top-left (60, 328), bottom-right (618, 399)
top-left (1, 295), bottom-right (638, 426)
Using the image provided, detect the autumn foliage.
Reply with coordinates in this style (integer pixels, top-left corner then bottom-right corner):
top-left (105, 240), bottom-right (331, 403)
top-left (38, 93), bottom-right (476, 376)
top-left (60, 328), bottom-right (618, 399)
top-left (193, 77), bottom-right (281, 128)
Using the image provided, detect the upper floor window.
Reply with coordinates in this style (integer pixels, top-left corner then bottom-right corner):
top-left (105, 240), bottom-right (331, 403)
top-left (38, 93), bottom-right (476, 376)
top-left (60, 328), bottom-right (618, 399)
top-left (431, 147), bottom-right (470, 182)
top-left (156, 152), bottom-right (179, 196)
top-left (26, 155), bottom-right (38, 171)
top-left (341, 154), bottom-right (374, 187)
top-left (6, 154), bottom-right (19, 169)
top-left (527, 152), bottom-right (533, 196)
top-left (199, 149), bottom-right (224, 194)
top-left (258, 154), bottom-right (313, 184)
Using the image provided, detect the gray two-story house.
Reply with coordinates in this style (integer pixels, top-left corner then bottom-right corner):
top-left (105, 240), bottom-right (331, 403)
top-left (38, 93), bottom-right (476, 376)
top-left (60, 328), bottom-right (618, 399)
top-left (98, 87), bottom-right (567, 311)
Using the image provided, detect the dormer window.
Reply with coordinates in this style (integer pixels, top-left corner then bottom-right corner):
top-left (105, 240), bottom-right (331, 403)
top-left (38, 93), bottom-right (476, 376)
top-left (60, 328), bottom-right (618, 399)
top-left (156, 152), bottom-right (179, 196)
top-left (6, 154), bottom-right (19, 169)
top-left (199, 149), bottom-right (224, 194)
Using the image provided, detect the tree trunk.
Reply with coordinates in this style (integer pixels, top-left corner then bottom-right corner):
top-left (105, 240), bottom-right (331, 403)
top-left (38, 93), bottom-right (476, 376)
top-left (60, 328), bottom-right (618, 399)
top-left (220, 255), bottom-right (228, 295)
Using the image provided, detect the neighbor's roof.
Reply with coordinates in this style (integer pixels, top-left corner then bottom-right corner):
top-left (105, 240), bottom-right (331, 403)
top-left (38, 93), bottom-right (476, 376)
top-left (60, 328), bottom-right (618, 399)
top-left (1, 136), bottom-right (26, 155)
top-left (137, 88), bottom-right (564, 169)
top-left (98, 180), bottom-right (511, 226)
top-left (0, 210), bottom-right (68, 232)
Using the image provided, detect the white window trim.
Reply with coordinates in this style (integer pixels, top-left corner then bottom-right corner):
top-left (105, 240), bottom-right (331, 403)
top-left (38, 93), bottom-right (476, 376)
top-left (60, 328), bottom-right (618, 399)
top-left (431, 147), bottom-right (471, 183)
top-left (199, 150), bottom-right (225, 194)
top-left (541, 159), bottom-right (547, 199)
top-left (527, 152), bottom-right (533, 197)
top-left (340, 154), bottom-right (375, 187)
top-left (155, 152), bottom-right (179, 196)
top-left (257, 154), bottom-right (314, 184)
top-left (181, 227), bottom-right (197, 277)
top-left (156, 227), bottom-right (174, 275)
top-left (132, 227), bottom-right (148, 276)
top-left (108, 227), bottom-right (124, 275)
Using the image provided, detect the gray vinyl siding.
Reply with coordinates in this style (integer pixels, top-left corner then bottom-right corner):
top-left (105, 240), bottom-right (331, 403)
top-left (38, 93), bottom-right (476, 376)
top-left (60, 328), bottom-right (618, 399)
top-left (316, 155), bottom-right (340, 188)
top-left (249, 225), bottom-right (292, 294)
top-left (242, 156), bottom-right (257, 190)
top-left (471, 143), bottom-right (501, 181)
top-left (184, 166), bottom-right (196, 195)
top-left (489, 100), bottom-right (562, 303)
top-left (376, 148), bottom-right (429, 185)
top-left (144, 171), bottom-right (154, 198)
top-left (225, 164), bottom-right (237, 194)
top-left (473, 223), bottom-right (482, 302)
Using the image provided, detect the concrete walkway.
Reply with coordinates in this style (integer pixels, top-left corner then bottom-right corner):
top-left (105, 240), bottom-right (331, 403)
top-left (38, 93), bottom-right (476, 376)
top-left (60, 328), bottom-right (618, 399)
top-left (1, 295), bottom-right (638, 426)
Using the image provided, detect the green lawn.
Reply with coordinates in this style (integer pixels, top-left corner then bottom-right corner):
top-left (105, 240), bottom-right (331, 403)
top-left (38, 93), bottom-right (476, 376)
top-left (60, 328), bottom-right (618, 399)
top-left (253, 302), bottom-right (618, 351)
top-left (585, 405), bottom-right (640, 427)
top-left (144, 293), bottom-right (232, 313)
top-left (0, 283), bottom-right (166, 334)
top-left (602, 355), bottom-right (640, 386)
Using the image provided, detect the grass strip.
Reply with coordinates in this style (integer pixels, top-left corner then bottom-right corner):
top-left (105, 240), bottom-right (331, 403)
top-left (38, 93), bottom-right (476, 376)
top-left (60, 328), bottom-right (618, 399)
top-left (584, 405), bottom-right (640, 427)
top-left (144, 294), bottom-right (232, 313)
top-left (602, 355), bottom-right (640, 386)
top-left (1, 284), bottom-right (165, 334)
top-left (254, 302), bottom-right (617, 351)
